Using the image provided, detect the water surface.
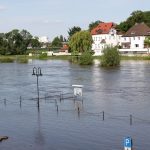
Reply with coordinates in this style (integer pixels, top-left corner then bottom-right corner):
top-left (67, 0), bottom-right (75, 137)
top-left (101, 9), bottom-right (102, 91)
top-left (0, 60), bottom-right (150, 150)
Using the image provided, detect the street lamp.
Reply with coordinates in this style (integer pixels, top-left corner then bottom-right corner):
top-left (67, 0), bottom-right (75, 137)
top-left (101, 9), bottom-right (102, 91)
top-left (32, 67), bottom-right (42, 108)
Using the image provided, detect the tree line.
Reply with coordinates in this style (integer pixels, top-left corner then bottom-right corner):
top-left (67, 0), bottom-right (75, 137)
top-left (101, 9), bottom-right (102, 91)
top-left (0, 29), bottom-right (41, 55)
top-left (0, 10), bottom-right (149, 55)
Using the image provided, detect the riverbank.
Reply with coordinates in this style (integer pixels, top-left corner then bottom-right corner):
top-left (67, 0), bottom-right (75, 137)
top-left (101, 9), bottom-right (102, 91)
top-left (0, 54), bottom-right (150, 63)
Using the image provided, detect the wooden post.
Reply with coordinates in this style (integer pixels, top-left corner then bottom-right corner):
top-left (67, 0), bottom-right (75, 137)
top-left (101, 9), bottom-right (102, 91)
top-left (20, 96), bottom-right (22, 108)
top-left (60, 93), bottom-right (62, 102)
top-left (102, 111), bottom-right (104, 121)
top-left (130, 115), bottom-right (132, 125)
top-left (4, 99), bottom-right (6, 106)
top-left (56, 105), bottom-right (58, 112)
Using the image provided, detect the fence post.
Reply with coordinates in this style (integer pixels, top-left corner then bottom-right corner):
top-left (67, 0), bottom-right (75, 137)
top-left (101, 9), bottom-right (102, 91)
top-left (4, 98), bottom-right (6, 106)
top-left (56, 105), bottom-right (59, 112)
top-left (102, 111), bottom-right (105, 121)
top-left (130, 114), bottom-right (132, 125)
top-left (19, 96), bottom-right (22, 108)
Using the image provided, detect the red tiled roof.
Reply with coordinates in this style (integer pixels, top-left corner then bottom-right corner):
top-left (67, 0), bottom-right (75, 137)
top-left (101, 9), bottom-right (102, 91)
top-left (91, 22), bottom-right (115, 35)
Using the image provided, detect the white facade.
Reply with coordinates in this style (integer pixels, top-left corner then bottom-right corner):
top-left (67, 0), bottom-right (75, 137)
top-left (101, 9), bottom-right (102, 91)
top-left (92, 29), bottom-right (122, 56)
top-left (120, 36), bottom-right (149, 54)
top-left (39, 36), bottom-right (49, 43)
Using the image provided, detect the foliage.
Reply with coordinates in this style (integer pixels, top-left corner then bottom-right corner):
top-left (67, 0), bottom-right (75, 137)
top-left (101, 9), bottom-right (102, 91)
top-left (69, 30), bottom-right (93, 54)
top-left (88, 20), bottom-right (103, 31)
top-left (101, 47), bottom-right (120, 67)
top-left (117, 10), bottom-right (150, 32)
top-left (30, 38), bottom-right (41, 49)
top-left (68, 26), bottom-right (81, 38)
top-left (0, 29), bottom-right (33, 55)
top-left (51, 36), bottom-right (63, 47)
top-left (0, 57), bottom-right (14, 63)
top-left (39, 53), bottom-right (48, 60)
top-left (79, 52), bottom-right (93, 65)
top-left (144, 36), bottom-right (150, 47)
top-left (16, 58), bottom-right (28, 63)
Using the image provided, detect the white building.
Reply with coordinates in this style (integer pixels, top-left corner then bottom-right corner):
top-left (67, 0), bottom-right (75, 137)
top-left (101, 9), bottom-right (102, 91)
top-left (91, 22), bottom-right (122, 56)
top-left (119, 23), bottom-right (150, 54)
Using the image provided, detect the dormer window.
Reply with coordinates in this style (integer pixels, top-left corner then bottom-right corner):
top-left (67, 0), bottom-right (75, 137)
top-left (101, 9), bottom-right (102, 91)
top-left (131, 32), bottom-right (135, 35)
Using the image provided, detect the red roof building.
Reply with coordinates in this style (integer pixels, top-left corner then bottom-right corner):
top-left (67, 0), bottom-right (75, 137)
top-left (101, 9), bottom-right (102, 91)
top-left (91, 22), bottom-right (122, 56)
top-left (91, 22), bottom-right (116, 35)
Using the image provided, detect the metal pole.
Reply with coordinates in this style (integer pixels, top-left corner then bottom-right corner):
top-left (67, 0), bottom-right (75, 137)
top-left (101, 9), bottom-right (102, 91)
top-left (37, 75), bottom-right (40, 108)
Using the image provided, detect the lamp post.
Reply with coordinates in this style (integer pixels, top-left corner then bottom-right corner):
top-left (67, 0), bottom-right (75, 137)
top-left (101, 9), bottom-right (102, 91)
top-left (32, 67), bottom-right (42, 108)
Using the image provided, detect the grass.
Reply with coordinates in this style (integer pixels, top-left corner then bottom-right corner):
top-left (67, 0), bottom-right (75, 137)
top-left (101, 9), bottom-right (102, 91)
top-left (121, 55), bottom-right (150, 60)
top-left (0, 54), bottom-right (150, 64)
top-left (0, 56), bottom-right (15, 63)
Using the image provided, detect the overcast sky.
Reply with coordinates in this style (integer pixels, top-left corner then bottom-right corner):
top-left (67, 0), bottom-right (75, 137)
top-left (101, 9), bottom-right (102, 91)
top-left (0, 0), bottom-right (149, 41)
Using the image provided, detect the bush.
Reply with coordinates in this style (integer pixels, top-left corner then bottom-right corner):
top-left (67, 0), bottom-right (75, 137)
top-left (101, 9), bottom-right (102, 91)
top-left (16, 58), bottom-right (28, 63)
top-left (0, 57), bottom-right (14, 63)
top-left (39, 53), bottom-right (48, 60)
top-left (101, 47), bottom-right (120, 67)
top-left (79, 52), bottom-right (93, 65)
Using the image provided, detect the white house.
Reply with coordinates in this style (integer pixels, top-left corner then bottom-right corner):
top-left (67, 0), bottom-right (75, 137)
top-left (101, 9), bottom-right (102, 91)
top-left (119, 23), bottom-right (150, 54)
top-left (91, 22), bottom-right (122, 56)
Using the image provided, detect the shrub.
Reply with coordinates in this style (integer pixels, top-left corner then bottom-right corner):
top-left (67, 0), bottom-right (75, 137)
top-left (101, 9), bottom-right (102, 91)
top-left (101, 47), bottom-right (120, 67)
top-left (0, 57), bottom-right (14, 63)
top-left (79, 52), bottom-right (93, 65)
top-left (16, 58), bottom-right (28, 63)
top-left (39, 53), bottom-right (48, 60)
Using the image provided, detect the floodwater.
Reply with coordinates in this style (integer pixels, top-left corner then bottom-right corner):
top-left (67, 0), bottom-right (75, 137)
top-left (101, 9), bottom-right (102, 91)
top-left (0, 59), bottom-right (150, 150)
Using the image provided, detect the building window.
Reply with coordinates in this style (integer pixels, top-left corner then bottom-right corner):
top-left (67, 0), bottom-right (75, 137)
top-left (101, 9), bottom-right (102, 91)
top-left (138, 37), bottom-right (140, 40)
top-left (133, 37), bottom-right (135, 40)
top-left (135, 44), bottom-right (139, 48)
top-left (124, 37), bottom-right (126, 41)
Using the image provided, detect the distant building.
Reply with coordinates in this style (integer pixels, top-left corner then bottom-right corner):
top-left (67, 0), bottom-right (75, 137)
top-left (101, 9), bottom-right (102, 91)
top-left (119, 23), bottom-right (150, 54)
top-left (91, 22), bottom-right (122, 56)
top-left (60, 43), bottom-right (69, 53)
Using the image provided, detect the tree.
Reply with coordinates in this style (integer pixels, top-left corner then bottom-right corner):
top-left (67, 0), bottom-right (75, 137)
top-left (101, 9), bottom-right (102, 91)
top-left (69, 30), bottom-right (93, 54)
top-left (144, 36), bottom-right (150, 54)
top-left (101, 47), bottom-right (120, 67)
top-left (0, 29), bottom-right (33, 55)
top-left (68, 26), bottom-right (81, 38)
top-left (51, 36), bottom-right (62, 47)
top-left (88, 20), bottom-right (102, 31)
top-left (117, 10), bottom-right (150, 32)
top-left (30, 38), bottom-right (41, 49)
top-left (59, 35), bottom-right (64, 42)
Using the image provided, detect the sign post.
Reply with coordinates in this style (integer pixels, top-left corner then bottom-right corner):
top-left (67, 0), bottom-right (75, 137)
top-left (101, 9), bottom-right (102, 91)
top-left (72, 85), bottom-right (83, 97)
top-left (124, 137), bottom-right (132, 150)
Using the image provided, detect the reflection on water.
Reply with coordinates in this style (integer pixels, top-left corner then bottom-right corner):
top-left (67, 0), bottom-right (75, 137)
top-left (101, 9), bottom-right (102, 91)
top-left (0, 60), bottom-right (150, 150)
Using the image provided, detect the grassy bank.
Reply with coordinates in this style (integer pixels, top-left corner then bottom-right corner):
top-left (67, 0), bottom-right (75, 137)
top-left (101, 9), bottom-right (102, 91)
top-left (121, 55), bottom-right (150, 60)
top-left (0, 55), bottom-right (150, 63)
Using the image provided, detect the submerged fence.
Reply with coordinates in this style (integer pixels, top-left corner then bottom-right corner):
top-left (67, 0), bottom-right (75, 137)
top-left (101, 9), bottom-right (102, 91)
top-left (0, 90), bottom-right (150, 126)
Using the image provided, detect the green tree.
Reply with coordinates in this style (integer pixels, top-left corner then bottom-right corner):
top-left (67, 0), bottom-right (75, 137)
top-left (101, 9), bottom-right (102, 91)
top-left (30, 38), bottom-right (41, 49)
top-left (144, 36), bottom-right (150, 53)
top-left (69, 30), bottom-right (93, 54)
top-left (101, 47), bottom-right (120, 67)
top-left (59, 35), bottom-right (64, 42)
top-left (51, 36), bottom-right (62, 47)
top-left (117, 10), bottom-right (150, 32)
top-left (68, 26), bottom-right (81, 38)
top-left (79, 52), bottom-right (93, 65)
top-left (88, 20), bottom-right (102, 31)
